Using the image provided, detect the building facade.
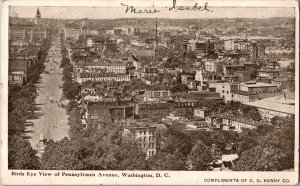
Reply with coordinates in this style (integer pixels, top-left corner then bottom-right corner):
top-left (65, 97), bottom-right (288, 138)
top-left (124, 125), bottom-right (157, 159)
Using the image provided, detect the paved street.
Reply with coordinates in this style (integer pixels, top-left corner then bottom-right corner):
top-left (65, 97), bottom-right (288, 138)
top-left (26, 36), bottom-right (69, 150)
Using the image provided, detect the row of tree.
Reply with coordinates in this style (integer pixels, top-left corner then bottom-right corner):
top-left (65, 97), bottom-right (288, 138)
top-left (8, 40), bottom-right (51, 169)
top-left (39, 114), bottom-right (295, 171)
top-left (60, 40), bottom-right (80, 100)
top-left (234, 116), bottom-right (295, 171)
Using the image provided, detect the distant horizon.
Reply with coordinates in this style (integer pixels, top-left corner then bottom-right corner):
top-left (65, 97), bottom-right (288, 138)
top-left (10, 6), bottom-right (295, 20)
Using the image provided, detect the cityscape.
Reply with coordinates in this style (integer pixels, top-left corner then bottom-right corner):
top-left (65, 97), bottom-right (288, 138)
top-left (8, 6), bottom-right (296, 171)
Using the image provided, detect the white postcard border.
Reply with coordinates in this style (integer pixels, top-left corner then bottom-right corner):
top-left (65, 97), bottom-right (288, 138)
top-left (1, 0), bottom-right (299, 185)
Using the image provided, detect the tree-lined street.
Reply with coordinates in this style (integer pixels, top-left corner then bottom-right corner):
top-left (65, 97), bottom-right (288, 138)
top-left (26, 36), bottom-right (69, 150)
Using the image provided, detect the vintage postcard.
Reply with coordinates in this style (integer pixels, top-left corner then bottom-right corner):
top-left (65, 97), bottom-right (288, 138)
top-left (0, 0), bottom-right (299, 185)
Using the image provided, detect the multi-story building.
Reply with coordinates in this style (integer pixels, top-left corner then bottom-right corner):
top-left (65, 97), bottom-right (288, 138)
top-left (142, 90), bottom-right (172, 101)
top-left (250, 43), bottom-right (265, 61)
top-left (124, 125), bottom-right (157, 159)
top-left (135, 101), bottom-right (170, 119)
top-left (140, 67), bottom-right (159, 78)
top-left (205, 61), bottom-right (218, 72)
top-left (75, 62), bottom-right (127, 74)
top-left (8, 58), bottom-right (29, 86)
top-left (258, 69), bottom-right (280, 78)
top-left (9, 9), bottom-right (47, 43)
top-left (194, 108), bottom-right (208, 119)
top-left (271, 77), bottom-right (289, 90)
top-left (224, 40), bottom-right (251, 51)
top-left (205, 114), bottom-right (262, 133)
top-left (64, 25), bottom-right (81, 40)
top-left (224, 40), bottom-right (234, 51)
top-left (195, 69), bottom-right (223, 90)
top-left (181, 74), bottom-right (194, 85)
top-left (239, 81), bottom-right (279, 94)
top-left (84, 101), bottom-right (134, 125)
top-left (209, 82), bottom-right (239, 102)
top-left (233, 71), bottom-right (251, 82)
top-left (76, 71), bottom-right (130, 83)
top-left (8, 71), bottom-right (27, 86)
top-left (173, 98), bottom-right (202, 117)
top-left (231, 91), bottom-right (259, 103)
top-left (223, 65), bottom-right (246, 76)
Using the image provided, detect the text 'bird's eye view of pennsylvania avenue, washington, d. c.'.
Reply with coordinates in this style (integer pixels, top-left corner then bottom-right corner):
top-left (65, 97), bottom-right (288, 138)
top-left (7, 5), bottom-right (296, 172)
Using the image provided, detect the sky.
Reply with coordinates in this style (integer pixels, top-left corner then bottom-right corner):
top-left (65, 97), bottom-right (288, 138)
top-left (9, 6), bottom-right (295, 20)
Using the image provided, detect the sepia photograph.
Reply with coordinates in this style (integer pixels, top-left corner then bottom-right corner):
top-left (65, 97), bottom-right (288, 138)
top-left (1, 0), bottom-right (299, 185)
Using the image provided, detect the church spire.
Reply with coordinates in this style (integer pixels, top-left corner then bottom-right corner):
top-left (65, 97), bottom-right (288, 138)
top-left (35, 8), bottom-right (41, 24)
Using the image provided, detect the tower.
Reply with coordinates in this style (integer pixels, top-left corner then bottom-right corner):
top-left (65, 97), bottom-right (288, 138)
top-left (35, 8), bottom-right (41, 24)
top-left (153, 18), bottom-right (158, 63)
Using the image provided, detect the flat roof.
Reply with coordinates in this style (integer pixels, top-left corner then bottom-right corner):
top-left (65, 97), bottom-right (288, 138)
top-left (232, 90), bottom-right (258, 96)
top-left (272, 77), bottom-right (288, 82)
top-left (241, 82), bottom-right (277, 88)
top-left (244, 96), bottom-right (295, 114)
top-left (124, 125), bottom-right (157, 130)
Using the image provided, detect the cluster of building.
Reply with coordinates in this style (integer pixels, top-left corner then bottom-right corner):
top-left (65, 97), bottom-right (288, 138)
top-left (63, 17), bottom-right (295, 159)
top-left (8, 9), bottom-right (49, 86)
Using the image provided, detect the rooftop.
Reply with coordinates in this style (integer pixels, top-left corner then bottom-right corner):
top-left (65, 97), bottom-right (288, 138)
top-left (76, 62), bottom-right (126, 67)
top-left (232, 90), bottom-right (258, 96)
top-left (272, 77), bottom-right (288, 82)
top-left (124, 124), bottom-right (157, 130)
top-left (209, 114), bottom-right (266, 126)
top-left (241, 82), bottom-right (277, 88)
top-left (244, 96), bottom-right (295, 115)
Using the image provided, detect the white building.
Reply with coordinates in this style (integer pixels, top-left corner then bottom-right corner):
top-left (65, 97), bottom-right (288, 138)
top-left (209, 82), bottom-right (239, 102)
top-left (77, 73), bottom-right (130, 83)
top-left (76, 62), bottom-right (127, 74)
top-left (124, 125), bottom-right (157, 159)
top-left (205, 61), bottom-right (216, 72)
top-left (64, 27), bottom-right (81, 40)
top-left (231, 91), bottom-right (259, 103)
top-left (244, 96), bottom-right (295, 121)
top-left (224, 40), bottom-right (234, 51)
top-left (239, 81), bottom-right (279, 94)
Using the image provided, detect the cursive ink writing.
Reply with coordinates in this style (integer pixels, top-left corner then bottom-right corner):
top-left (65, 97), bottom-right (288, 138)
top-left (120, 0), bottom-right (212, 14)
top-left (121, 3), bottom-right (160, 14)
top-left (168, 0), bottom-right (212, 12)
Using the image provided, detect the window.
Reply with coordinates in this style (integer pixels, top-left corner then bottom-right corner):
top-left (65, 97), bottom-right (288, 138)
top-left (149, 136), bottom-right (151, 141)
top-left (144, 137), bottom-right (146, 141)
top-left (144, 130), bottom-right (146, 135)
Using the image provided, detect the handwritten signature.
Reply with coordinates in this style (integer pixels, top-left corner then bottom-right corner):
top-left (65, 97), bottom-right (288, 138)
top-left (121, 0), bottom-right (213, 14)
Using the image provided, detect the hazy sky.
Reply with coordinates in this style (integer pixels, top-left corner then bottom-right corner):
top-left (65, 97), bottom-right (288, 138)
top-left (9, 6), bottom-right (295, 19)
